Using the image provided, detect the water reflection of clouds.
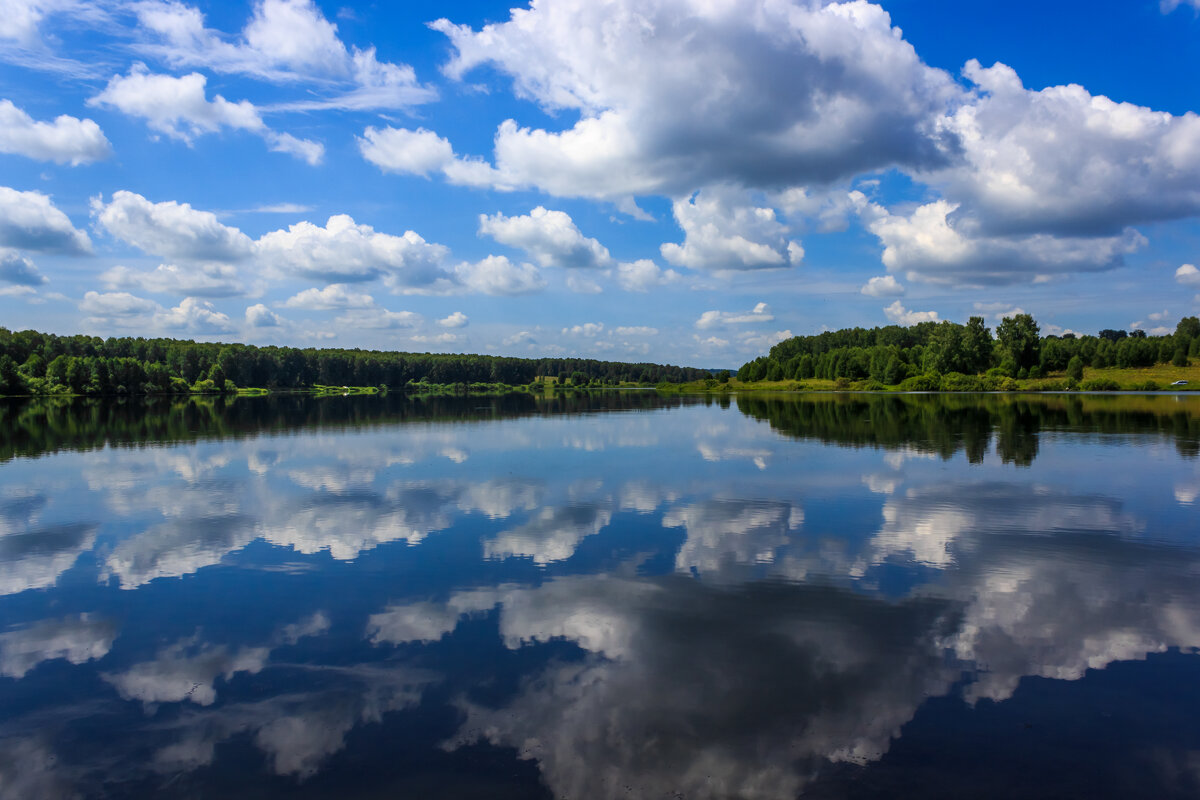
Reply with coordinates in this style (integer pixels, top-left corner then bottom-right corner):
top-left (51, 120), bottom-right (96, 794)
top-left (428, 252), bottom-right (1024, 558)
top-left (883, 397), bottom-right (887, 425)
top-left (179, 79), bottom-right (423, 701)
top-left (664, 499), bottom-right (801, 574)
top-left (103, 613), bottom-right (329, 708)
top-left (103, 514), bottom-right (259, 588)
top-left (94, 470), bottom-right (551, 587)
top-left (0, 738), bottom-right (77, 800)
top-left (865, 483), bottom-right (1143, 570)
top-left (152, 665), bottom-right (434, 779)
top-left (941, 535), bottom-right (1200, 704)
top-left (0, 523), bottom-right (97, 596)
top-left (484, 504), bottom-right (614, 564)
top-left (0, 614), bottom-right (117, 678)
top-left (442, 575), bottom-right (953, 800)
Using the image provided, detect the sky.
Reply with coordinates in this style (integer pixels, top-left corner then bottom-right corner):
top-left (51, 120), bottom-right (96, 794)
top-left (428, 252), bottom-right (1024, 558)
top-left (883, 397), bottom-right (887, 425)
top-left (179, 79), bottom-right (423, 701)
top-left (1, 0), bottom-right (1200, 367)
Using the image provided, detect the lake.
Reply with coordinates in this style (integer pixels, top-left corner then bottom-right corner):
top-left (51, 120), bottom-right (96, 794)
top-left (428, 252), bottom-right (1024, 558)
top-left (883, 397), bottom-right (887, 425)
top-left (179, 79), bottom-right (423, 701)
top-left (1, 391), bottom-right (1199, 799)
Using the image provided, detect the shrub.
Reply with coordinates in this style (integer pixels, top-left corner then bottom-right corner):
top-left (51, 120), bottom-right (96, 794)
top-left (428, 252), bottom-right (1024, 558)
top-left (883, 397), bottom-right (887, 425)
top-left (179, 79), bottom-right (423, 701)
top-left (1132, 380), bottom-right (1160, 391)
top-left (939, 372), bottom-right (985, 392)
top-left (899, 373), bottom-right (940, 392)
top-left (1081, 378), bottom-right (1120, 391)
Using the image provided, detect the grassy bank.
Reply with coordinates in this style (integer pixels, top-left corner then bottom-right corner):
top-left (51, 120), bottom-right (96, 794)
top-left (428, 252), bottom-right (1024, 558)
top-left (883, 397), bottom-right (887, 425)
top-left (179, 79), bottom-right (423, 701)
top-left (659, 364), bottom-right (1200, 394)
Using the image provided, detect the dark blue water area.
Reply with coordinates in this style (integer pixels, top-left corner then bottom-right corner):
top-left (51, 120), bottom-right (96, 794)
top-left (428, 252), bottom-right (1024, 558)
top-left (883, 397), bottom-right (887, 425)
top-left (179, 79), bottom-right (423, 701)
top-left (0, 391), bottom-right (1199, 798)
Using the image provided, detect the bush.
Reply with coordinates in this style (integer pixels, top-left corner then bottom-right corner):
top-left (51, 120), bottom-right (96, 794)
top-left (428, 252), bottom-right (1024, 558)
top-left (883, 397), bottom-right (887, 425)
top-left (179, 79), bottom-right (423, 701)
top-left (1132, 380), bottom-right (1160, 391)
top-left (834, 377), bottom-right (851, 389)
top-left (998, 377), bottom-right (1018, 392)
top-left (986, 366), bottom-right (1011, 380)
top-left (899, 373), bottom-right (940, 392)
top-left (939, 372), bottom-right (985, 392)
top-left (1081, 378), bottom-right (1120, 391)
top-left (1066, 356), bottom-right (1084, 382)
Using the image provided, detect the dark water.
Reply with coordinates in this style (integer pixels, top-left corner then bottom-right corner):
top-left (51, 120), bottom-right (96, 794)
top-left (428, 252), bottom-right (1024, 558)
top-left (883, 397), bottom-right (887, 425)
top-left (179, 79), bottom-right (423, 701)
top-left (1, 391), bottom-right (1199, 799)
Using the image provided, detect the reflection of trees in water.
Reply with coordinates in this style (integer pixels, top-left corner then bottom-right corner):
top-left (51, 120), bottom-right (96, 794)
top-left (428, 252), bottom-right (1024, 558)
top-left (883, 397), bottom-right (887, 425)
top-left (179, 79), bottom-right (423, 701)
top-left (737, 393), bottom-right (1200, 465)
top-left (0, 392), bottom-right (703, 463)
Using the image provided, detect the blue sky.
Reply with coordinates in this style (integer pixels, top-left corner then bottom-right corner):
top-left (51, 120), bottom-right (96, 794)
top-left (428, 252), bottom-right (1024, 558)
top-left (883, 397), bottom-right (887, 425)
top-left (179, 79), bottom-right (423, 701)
top-left (2, 0), bottom-right (1199, 366)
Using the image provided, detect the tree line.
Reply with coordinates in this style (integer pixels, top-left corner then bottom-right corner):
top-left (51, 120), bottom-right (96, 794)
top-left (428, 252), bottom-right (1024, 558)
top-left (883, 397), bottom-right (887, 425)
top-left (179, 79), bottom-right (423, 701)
top-left (737, 314), bottom-right (1200, 386)
top-left (0, 328), bottom-right (712, 396)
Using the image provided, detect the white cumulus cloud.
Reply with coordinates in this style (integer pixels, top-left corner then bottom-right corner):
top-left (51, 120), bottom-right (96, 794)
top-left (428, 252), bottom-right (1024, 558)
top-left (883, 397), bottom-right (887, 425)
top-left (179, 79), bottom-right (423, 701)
top-left (928, 60), bottom-right (1200, 238)
top-left (0, 186), bottom-right (90, 253)
top-left (358, 125), bottom-right (507, 187)
top-left (861, 275), bottom-right (904, 297)
top-left (80, 290), bottom-right (160, 317)
top-left (282, 284), bottom-right (376, 310)
top-left (100, 263), bottom-right (244, 297)
top-left (0, 249), bottom-right (48, 286)
top-left (438, 311), bottom-right (468, 328)
top-left (430, 0), bottom-right (959, 198)
top-left (859, 196), bottom-right (1145, 286)
top-left (246, 303), bottom-right (283, 327)
top-left (614, 259), bottom-right (680, 292)
top-left (661, 187), bottom-right (803, 272)
top-left (695, 302), bottom-right (774, 329)
top-left (334, 308), bottom-right (421, 330)
top-left (131, 0), bottom-right (435, 110)
top-left (453, 255), bottom-right (545, 296)
top-left (0, 98), bottom-right (111, 164)
top-left (1177, 264), bottom-right (1200, 286)
top-left (256, 214), bottom-right (450, 289)
top-left (479, 206), bottom-right (612, 269)
top-left (89, 64), bottom-right (322, 163)
top-left (884, 300), bottom-right (938, 325)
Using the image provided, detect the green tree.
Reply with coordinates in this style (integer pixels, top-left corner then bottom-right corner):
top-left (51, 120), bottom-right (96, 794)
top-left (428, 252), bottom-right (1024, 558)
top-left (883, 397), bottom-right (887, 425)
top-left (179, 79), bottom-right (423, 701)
top-left (0, 355), bottom-right (26, 396)
top-left (19, 352), bottom-right (46, 378)
top-left (926, 322), bottom-right (965, 375)
top-left (1177, 316), bottom-right (1200, 341)
top-left (996, 314), bottom-right (1041, 371)
top-left (1066, 356), bottom-right (1084, 382)
top-left (961, 317), bottom-right (994, 374)
top-left (882, 354), bottom-right (906, 385)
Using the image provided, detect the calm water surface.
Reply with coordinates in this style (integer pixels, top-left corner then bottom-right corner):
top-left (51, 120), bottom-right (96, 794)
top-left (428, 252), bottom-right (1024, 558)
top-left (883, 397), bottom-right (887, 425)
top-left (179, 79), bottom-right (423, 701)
top-left (1, 391), bottom-right (1199, 799)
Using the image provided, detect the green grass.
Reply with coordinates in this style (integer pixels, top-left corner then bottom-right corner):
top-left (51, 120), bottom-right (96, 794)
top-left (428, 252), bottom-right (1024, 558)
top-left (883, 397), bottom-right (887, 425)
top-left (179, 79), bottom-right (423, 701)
top-left (659, 364), bottom-right (1200, 394)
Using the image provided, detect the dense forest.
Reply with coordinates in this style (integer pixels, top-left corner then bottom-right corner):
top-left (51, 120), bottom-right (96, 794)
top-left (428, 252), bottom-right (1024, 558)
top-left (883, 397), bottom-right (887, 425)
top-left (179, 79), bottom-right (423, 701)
top-left (737, 314), bottom-right (1200, 387)
top-left (0, 328), bottom-right (711, 396)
